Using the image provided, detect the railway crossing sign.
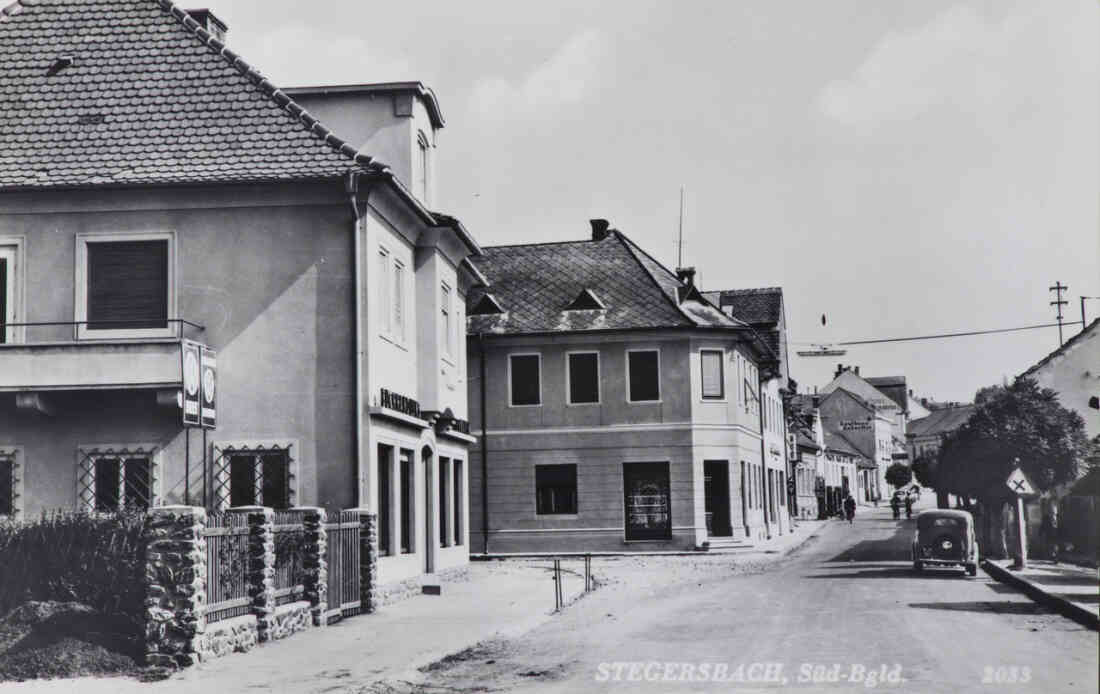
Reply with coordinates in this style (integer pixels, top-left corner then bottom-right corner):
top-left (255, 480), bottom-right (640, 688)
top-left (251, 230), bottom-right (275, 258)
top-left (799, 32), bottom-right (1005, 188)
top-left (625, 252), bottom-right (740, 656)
top-left (1005, 467), bottom-right (1036, 496)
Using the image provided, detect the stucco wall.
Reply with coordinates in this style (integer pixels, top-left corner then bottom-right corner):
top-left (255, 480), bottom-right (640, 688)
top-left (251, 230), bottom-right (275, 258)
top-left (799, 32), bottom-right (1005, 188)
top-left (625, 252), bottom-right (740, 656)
top-left (1026, 325), bottom-right (1100, 439)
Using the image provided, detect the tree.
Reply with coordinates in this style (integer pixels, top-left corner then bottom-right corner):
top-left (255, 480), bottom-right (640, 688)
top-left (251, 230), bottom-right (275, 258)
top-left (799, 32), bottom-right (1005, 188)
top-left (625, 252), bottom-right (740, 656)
top-left (911, 455), bottom-right (937, 488)
top-left (885, 462), bottom-right (913, 489)
top-left (937, 377), bottom-right (1089, 504)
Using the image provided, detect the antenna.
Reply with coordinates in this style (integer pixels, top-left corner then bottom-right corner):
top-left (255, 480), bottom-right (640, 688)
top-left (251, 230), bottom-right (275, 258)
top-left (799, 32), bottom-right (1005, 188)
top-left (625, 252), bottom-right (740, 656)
top-left (677, 185), bottom-right (685, 268)
top-left (1050, 281), bottom-right (1068, 346)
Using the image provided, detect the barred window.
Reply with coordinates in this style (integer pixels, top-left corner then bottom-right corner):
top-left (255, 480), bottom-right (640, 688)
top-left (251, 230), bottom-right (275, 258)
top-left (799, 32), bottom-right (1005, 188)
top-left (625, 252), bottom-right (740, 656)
top-left (213, 443), bottom-right (296, 511)
top-left (77, 447), bottom-right (157, 512)
top-left (0, 448), bottom-right (20, 518)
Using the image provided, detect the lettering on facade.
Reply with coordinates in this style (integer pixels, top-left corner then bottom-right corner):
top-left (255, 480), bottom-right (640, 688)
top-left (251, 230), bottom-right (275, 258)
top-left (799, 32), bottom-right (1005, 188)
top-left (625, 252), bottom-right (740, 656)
top-left (380, 388), bottom-right (421, 419)
top-left (840, 420), bottom-right (871, 431)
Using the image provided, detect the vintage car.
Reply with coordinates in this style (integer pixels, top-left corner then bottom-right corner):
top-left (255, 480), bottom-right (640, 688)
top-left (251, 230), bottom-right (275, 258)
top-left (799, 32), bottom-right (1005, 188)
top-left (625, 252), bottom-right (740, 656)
top-left (912, 509), bottom-right (979, 576)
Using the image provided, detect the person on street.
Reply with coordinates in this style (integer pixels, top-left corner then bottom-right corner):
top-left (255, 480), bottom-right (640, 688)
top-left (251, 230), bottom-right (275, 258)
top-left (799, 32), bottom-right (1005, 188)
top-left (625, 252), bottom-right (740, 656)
top-left (904, 495), bottom-right (913, 519)
top-left (843, 494), bottom-right (856, 524)
top-left (890, 494), bottom-right (901, 520)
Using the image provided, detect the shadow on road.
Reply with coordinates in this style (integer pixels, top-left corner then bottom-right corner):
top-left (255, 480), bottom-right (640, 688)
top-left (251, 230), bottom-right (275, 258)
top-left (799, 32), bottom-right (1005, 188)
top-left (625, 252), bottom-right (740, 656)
top-left (805, 568), bottom-right (965, 580)
top-left (908, 601), bottom-right (1052, 616)
top-left (824, 520), bottom-right (915, 563)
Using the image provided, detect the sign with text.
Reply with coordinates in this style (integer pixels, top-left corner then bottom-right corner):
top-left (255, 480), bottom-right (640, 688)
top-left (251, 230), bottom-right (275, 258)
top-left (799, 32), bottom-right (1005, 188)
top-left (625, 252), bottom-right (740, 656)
top-left (181, 340), bottom-right (202, 426)
top-left (200, 346), bottom-right (217, 429)
top-left (1005, 467), bottom-right (1035, 496)
top-left (841, 420), bottom-right (871, 431)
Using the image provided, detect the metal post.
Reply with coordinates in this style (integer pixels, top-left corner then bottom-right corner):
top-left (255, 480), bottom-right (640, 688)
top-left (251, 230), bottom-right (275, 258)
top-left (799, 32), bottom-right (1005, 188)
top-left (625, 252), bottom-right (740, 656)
top-left (202, 428), bottom-right (208, 508)
top-left (1013, 495), bottom-right (1028, 570)
top-left (184, 427), bottom-right (190, 506)
top-left (552, 559), bottom-right (561, 611)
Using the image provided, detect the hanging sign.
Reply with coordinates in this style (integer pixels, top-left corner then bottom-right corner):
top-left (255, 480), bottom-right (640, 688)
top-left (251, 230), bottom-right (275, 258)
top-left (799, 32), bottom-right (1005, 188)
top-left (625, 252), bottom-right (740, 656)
top-left (181, 340), bottom-right (202, 426)
top-left (200, 346), bottom-right (217, 429)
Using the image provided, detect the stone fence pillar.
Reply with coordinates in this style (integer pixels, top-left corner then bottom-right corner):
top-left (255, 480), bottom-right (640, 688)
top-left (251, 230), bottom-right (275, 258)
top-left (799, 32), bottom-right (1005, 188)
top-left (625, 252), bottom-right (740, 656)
top-left (229, 506), bottom-right (276, 642)
top-left (347, 508), bottom-right (378, 614)
top-left (143, 505), bottom-right (207, 668)
top-left (296, 506), bottom-right (328, 626)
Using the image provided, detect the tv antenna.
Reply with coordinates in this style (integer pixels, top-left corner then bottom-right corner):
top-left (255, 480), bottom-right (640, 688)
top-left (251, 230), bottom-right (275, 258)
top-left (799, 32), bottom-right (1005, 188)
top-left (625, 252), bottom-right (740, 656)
top-left (1050, 281), bottom-right (1068, 345)
top-left (677, 185), bottom-right (685, 268)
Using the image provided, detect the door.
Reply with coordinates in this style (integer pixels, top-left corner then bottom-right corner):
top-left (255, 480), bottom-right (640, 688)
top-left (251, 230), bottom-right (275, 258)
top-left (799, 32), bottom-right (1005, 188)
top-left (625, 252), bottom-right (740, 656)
top-left (704, 461), bottom-right (731, 537)
top-left (623, 462), bottom-right (671, 541)
top-left (422, 447), bottom-right (435, 573)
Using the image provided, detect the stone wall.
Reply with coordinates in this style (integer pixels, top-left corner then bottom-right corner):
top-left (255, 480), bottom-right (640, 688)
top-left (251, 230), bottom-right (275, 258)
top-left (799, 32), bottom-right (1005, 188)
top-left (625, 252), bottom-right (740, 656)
top-left (270, 600), bottom-right (312, 640)
top-left (200, 615), bottom-right (258, 659)
top-left (143, 506), bottom-right (207, 668)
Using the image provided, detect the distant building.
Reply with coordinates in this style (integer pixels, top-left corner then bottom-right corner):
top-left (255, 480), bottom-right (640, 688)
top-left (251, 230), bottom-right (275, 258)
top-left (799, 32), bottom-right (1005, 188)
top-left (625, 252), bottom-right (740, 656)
top-left (906, 405), bottom-right (976, 463)
top-left (465, 221), bottom-right (788, 553)
top-left (788, 394), bottom-right (825, 520)
top-left (816, 388), bottom-right (893, 500)
top-left (1019, 318), bottom-right (1100, 440)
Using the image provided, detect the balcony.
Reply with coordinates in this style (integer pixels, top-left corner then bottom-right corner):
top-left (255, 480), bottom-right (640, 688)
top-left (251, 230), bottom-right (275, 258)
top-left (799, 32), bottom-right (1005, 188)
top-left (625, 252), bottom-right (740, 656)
top-left (0, 319), bottom-right (204, 392)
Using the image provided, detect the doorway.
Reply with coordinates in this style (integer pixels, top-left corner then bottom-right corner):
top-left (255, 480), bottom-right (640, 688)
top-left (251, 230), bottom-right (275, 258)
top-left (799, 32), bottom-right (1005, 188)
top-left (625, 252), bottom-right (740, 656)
top-left (704, 461), bottom-right (731, 537)
top-left (623, 462), bottom-right (671, 541)
top-left (422, 446), bottom-right (435, 574)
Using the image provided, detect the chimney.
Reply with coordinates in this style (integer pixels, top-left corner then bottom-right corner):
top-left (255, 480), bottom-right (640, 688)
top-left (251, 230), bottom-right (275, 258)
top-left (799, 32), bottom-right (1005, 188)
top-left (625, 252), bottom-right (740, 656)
top-left (835, 363), bottom-right (845, 378)
top-left (811, 395), bottom-right (821, 409)
top-left (676, 266), bottom-right (696, 288)
top-left (590, 219), bottom-right (611, 241)
top-left (186, 9), bottom-right (228, 42)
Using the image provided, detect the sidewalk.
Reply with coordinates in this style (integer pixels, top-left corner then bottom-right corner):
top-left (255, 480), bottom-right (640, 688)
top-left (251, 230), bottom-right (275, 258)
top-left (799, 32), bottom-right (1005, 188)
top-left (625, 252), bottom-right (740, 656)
top-left (0, 562), bottom-right (589, 694)
top-left (983, 558), bottom-right (1099, 630)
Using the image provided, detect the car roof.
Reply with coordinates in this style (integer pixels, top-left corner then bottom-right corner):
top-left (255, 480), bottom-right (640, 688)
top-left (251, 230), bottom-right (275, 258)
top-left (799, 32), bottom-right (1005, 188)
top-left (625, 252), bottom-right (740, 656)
top-left (916, 509), bottom-right (973, 526)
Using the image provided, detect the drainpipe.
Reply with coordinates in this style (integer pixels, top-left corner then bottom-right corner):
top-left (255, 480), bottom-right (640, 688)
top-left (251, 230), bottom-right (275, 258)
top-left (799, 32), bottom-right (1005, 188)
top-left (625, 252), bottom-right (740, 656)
top-left (478, 332), bottom-right (489, 554)
top-left (346, 172), bottom-right (369, 507)
top-left (758, 372), bottom-right (772, 540)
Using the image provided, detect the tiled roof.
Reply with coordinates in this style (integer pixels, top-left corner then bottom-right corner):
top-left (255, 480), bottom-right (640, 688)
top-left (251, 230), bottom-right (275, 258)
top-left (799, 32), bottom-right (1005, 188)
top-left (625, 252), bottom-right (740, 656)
top-left (908, 405), bottom-right (975, 438)
top-left (702, 287), bottom-right (783, 325)
top-left (467, 231), bottom-right (745, 335)
top-left (0, 0), bottom-right (378, 189)
top-left (824, 429), bottom-right (871, 462)
top-left (1020, 317), bottom-right (1100, 379)
top-left (820, 371), bottom-right (899, 411)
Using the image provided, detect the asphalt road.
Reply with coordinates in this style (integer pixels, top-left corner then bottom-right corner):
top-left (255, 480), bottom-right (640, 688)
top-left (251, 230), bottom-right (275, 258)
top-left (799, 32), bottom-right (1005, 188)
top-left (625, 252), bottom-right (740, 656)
top-left (404, 503), bottom-right (1099, 694)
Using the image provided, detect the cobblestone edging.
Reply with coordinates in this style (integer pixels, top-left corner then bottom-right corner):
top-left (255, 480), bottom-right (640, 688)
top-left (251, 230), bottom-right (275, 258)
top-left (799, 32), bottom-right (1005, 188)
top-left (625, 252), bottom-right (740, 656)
top-left (143, 506), bottom-right (207, 668)
top-left (376, 566), bottom-right (472, 608)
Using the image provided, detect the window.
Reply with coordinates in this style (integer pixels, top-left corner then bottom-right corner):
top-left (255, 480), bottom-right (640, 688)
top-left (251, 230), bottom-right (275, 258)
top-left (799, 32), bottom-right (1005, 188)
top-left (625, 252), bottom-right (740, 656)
top-left (509, 354), bottom-right (541, 406)
top-left (378, 248), bottom-right (391, 334)
top-left (399, 449), bottom-right (414, 553)
top-left (453, 460), bottom-right (464, 545)
top-left (536, 464), bottom-right (577, 514)
top-left (567, 352), bottom-right (600, 404)
top-left (627, 349), bottom-right (660, 402)
top-left (701, 350), bottom-right (724, 399)
top-left (0, 242), bottom-right (16, 344)
top-left (377, 444), bottom-right (393, 556)
top-left (228, 449), bottom-right (292, 509)
top-left (393, 261), bottom-right (405, 340)
top-left (77, 447), bottom-right (157, 512)
top-left (0, 448), bottom-right (21, 519)
top-left (416, 131), bottom-right (430, 202)
top-left (76, 233), bottom-right (174, 338)
top-left (441, 283), bottom-right (452, 357)
top-left (439, 457), bottom-right (450, 547)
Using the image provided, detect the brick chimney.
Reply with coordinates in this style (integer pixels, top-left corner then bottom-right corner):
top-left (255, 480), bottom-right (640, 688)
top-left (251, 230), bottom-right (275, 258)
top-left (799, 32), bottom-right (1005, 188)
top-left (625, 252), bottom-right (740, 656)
top-left (590, 219), bottom-right (611, 241)
top-left (186, 8), bottom-right (228, 42)
top-left (676, 266), bottom-right (696, 288)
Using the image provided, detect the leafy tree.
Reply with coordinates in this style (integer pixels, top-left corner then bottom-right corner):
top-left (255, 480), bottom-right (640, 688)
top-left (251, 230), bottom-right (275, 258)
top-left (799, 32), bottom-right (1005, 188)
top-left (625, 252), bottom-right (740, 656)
top-left (885, 462), bottom-right (913, 489)
top-left (937, 377), bottom-right (1088, 504)
top-left (911, 455), bottom-right (937, 487)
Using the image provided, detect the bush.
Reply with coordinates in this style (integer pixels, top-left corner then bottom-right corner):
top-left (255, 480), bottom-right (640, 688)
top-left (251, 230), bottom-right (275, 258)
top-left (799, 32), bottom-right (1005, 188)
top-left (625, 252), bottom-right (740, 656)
top-left (0, 511), bottom-right (146, 635)
top-left (885, 463), bottom-right (913, 490)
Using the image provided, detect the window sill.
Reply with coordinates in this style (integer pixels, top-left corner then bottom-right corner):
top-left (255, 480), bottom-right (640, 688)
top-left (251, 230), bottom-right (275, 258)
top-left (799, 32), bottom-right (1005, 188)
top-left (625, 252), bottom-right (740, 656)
top-left (566, 401), bottom-right (600, 407)
top-left (627, 399), bottom-right (662, 405)
top-left (508, 403), bottom-right (542, 409)
top-left (535, 513), bottom-right (579, 519)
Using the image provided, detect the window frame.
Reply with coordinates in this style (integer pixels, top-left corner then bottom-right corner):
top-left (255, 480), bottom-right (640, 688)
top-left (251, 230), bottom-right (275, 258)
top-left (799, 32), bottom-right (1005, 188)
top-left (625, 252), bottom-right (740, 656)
top-left (416, 130), bottom-right (431, 203)
top-left (441, 282), bottom-right (453, 360)
top-left (212, 438), bottom-right (300, 511)
top-left (508, 352), bottom-right (543, 407)
top-left (399, 447), bottom-right (415, 554)
top-left (0, 446), bottom-right (23, 520)
top-left (76, 443), bottom-right (162, 513)
top-left (74, 231), bottom-right (177, 340)
top-left (0, 237), bottom-right (25, 344)
top-left (626, 348), bottom-right (662, 403)
top-left (699, 348), bottom-right (725, 401)
top-left (377, 246), bottom-right (391, 336)
top-left (566, 350), bottom-right (601, 405)
top-left (453, 459), bottom-right (464, 545)
top-left (535, 463), bottom-right (578, 516)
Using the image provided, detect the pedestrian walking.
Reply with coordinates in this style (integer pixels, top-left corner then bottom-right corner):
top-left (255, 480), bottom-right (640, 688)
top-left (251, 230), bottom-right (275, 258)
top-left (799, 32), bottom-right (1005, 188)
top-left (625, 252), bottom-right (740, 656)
top-left (843, 494), bottom-right (856, 525)
top-left (890, 494), bottom-right (900, 520)
top-left (904, 495), bottom-right (913, 519)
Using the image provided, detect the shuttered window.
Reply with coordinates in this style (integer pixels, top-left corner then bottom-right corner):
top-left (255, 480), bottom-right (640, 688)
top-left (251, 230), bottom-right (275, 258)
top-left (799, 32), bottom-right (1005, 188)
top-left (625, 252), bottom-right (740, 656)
top-left (86, 240), bottom-right (168, 330)
top-left (701, 350), bottom-right (724, 399)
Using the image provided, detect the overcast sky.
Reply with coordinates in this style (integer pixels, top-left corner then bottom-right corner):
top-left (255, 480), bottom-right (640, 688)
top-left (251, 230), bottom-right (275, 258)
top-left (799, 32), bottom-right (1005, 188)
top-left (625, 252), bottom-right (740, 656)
top-left (220, 0), bottom-right (1098, 404)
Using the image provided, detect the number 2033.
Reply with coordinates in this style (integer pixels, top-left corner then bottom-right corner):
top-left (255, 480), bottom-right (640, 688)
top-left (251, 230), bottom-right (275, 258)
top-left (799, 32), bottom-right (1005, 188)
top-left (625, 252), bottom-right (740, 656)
top-left (982, 666), bottom-right (1031, 684)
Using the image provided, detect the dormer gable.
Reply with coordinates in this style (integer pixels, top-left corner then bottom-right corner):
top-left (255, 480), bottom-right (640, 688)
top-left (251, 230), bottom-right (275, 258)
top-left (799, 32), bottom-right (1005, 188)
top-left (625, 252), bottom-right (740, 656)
top-left (469, 293), bottom-right (505, 316)
top-left (565, 288), bottom-right (605, 311)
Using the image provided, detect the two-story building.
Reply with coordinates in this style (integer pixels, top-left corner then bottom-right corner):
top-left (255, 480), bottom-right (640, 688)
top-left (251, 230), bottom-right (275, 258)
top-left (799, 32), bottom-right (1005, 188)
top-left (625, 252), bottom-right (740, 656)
top-left (788, 395), bottom-right (825, 520)
top-left (816, 388), bottom-right (892, 502)
top-left (0, 0), bottom-right (479, 588)
top-left (464, 221), bottom-right (786, 552)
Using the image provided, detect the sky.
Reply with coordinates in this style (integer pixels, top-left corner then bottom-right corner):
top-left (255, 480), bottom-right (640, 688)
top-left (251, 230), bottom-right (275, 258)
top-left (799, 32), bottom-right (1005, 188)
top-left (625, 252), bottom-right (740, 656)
top-left (218, 0), bottom-right (1098, 404)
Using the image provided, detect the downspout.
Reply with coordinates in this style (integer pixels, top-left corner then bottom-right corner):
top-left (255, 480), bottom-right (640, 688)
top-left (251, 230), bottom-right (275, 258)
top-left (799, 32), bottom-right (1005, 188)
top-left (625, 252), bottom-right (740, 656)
top-left (346, 172), bottom-right (369, 507)
top-left (478, 332), bottom-right (489, 554)
top-left (758, 372), bottom-right (772, 540)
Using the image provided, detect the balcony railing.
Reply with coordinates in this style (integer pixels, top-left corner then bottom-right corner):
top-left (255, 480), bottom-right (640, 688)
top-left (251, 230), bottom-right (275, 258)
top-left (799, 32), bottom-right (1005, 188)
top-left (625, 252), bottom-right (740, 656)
top-left (0, 318), bottom-right (204, 345)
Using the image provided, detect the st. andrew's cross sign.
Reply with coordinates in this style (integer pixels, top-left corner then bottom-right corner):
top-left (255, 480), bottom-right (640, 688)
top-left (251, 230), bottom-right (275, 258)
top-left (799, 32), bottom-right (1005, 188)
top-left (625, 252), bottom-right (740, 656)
top-left (1005, 467), bottom-right (1036, 496)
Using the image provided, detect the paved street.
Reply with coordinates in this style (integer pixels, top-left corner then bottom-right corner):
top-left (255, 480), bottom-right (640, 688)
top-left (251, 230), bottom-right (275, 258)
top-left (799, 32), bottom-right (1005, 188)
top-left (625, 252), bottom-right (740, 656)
top-left (392, 503), bottom-right (1099, 694)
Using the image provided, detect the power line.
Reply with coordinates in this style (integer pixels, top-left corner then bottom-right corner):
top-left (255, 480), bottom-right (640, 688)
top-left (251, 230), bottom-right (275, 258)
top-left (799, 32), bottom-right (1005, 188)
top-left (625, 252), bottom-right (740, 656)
top-left (792, 320), bottom-right (1085, 348)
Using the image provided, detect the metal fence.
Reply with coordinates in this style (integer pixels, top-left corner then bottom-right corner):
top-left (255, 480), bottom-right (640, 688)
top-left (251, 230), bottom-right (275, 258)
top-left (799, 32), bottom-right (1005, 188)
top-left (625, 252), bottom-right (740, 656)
top-left (324, 510), bottom-right (362, 622)
top-left (273, 510), bottom-right (306, 606)
top-left (203, 512), bottom-right (251, 624)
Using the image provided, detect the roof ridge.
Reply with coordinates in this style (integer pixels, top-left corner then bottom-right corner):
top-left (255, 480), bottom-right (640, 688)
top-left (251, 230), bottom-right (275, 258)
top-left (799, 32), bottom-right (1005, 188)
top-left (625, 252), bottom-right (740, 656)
top-left (484, 238), bottom-right (597, 250)
top-left (1020, 316), bottom-right (1100, 379)
top-left (613, 231), bottom-right (696, 328)
top-left (154, 0), bottom-right (380, 172)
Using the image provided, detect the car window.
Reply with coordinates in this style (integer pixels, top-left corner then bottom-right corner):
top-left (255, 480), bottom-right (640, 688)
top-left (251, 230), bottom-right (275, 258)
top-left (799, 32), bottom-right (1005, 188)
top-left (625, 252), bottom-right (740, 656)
top-left (932, 518), bottom-right (963, 527)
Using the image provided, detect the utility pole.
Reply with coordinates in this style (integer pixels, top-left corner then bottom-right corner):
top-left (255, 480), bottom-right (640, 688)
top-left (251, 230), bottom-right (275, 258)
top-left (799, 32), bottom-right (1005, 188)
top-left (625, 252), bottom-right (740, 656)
top-left (1049, 282), bottom-right (1068, 346)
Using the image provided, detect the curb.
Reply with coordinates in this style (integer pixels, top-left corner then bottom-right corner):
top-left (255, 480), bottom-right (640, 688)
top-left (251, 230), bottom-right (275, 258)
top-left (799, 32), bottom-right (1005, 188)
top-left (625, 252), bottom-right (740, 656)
top-left (981, 559), bottom-right (1099, 631)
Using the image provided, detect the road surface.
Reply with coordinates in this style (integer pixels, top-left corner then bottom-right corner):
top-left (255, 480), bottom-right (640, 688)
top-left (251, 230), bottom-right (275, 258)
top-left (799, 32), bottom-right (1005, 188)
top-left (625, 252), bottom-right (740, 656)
top-left (395, 504), bottom-right (1098, 694)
